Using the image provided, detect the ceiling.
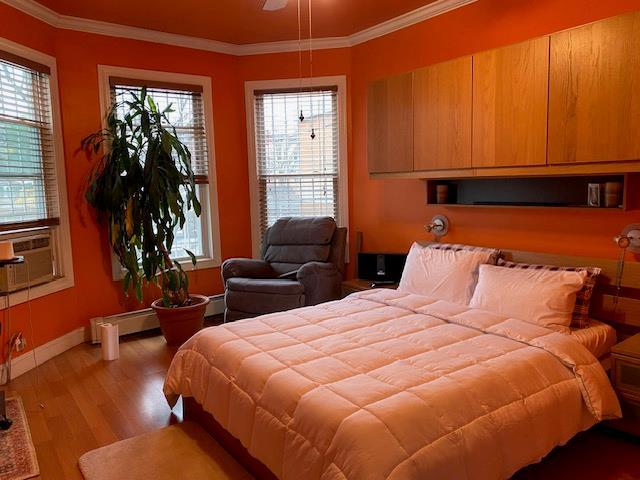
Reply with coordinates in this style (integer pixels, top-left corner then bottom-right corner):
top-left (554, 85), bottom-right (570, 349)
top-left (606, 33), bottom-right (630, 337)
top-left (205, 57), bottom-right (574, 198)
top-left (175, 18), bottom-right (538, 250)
top-left (33, 0), bottom-right (440, 45)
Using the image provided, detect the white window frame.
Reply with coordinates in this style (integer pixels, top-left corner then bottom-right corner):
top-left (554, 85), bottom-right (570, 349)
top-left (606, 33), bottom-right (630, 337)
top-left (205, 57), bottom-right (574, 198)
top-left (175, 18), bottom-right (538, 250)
top-left (97, 65), bottom-right (222, 279)
top-left (0, 37), bottom-right (74, 307)
top-left (244, 76), bottom-right (349, 258)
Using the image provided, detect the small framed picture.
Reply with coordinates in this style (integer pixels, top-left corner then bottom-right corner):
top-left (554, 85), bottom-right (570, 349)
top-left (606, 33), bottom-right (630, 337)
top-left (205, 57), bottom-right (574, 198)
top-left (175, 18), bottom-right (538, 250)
top-left (587, 183), bottom-right (601, 207)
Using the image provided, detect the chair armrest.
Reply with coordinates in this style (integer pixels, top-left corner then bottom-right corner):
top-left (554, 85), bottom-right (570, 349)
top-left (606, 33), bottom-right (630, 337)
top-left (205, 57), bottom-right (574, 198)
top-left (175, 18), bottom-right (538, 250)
top-left (278, 270), bottom-right (300, 280)
top-left (296, 262), bottom-right (342, 306)
top-left (296, 262), bottom-right (338, 279)
top-left (222, 258), bottom-right (275, 283)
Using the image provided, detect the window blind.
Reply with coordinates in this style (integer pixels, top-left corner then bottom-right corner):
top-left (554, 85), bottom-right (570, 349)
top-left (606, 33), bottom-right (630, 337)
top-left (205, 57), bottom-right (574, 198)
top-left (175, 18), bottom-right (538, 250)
top-left (0, 52), bottom-right (60, 232)
top-left (254, 87), bottom-right (339, 235)
top-left (109, 78), bottom-right (209, 184)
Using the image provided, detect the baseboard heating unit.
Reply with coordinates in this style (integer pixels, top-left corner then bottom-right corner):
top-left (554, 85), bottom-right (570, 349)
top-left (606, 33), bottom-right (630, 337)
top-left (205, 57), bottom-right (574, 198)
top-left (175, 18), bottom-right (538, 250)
top-left (89, 294), bottom-right (225, 343)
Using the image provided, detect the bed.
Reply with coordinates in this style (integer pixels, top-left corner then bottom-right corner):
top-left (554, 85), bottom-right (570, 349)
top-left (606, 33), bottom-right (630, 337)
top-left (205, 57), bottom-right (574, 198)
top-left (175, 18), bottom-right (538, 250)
top-left (571, 319), bottom-right (617, 369)
top-left (163, 246), bottom-right (631, 480)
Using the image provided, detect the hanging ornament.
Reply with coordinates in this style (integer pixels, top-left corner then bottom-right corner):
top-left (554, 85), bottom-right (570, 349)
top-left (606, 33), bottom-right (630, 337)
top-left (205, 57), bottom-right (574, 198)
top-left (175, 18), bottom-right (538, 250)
top-left (299, 110), bottom-right (305, 122)
top-left (308, 0), bottom-right (316, 140)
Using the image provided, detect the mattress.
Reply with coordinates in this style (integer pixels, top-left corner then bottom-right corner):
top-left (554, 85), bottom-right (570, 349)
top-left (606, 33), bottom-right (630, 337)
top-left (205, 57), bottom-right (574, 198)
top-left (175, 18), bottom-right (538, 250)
top-left (164, 289), bottom-right (621, 480)
top-left (570, 318), bottom-right (617, 359)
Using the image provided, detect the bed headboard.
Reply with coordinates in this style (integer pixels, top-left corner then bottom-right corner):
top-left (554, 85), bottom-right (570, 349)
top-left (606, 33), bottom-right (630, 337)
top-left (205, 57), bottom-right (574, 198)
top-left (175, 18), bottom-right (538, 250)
top-left (498, 249), bottom-right (640, 337)
top-left (420, 242), bottom-right (640, 337)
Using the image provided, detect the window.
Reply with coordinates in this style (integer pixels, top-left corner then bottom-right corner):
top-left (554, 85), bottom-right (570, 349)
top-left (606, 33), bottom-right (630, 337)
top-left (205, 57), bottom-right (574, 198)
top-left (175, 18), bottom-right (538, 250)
top-left (247, 77), bottom-right (347, 256)
top-left (98, 66), bottom-right (221, 276)
top-left (0, 39), bottom-right (74, 306)
top-left (0, 51), bottom-right (59, 231)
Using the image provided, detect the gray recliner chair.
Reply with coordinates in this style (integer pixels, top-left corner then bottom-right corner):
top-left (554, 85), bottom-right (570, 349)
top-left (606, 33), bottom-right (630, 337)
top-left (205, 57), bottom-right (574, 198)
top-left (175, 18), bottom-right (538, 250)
top-left (222, 217), bottom-right (347, 322)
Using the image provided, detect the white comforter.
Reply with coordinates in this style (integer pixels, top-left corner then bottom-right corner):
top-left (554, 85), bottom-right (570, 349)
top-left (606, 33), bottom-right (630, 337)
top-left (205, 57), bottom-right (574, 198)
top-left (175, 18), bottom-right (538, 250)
top-left (164, 289), bottom-right (621, 480)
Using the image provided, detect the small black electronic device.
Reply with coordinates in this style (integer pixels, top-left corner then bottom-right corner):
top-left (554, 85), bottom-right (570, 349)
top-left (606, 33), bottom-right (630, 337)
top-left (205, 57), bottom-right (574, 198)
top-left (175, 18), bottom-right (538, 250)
top-left (357, 253), bottom-right (407, 283)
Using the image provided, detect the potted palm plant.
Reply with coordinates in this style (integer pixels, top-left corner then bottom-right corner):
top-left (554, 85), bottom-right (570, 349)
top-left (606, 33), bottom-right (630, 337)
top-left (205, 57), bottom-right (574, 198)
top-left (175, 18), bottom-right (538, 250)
top-left (82, 88), bottom-right (209, 346)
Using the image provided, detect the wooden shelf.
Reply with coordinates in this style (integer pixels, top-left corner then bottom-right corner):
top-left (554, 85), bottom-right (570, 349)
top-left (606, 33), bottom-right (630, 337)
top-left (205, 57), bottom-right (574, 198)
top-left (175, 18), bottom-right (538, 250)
top-left (430, 203), bottom-right (622, 211)
top-left (426, 174), bottom-right (636, 210)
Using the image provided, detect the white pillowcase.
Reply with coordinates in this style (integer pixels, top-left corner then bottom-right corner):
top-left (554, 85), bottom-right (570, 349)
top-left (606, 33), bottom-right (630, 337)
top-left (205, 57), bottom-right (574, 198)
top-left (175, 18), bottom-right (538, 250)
top-left (469, 264), bottom-right (587, 333)
top-left (398, 243), bottom-right (495, 305)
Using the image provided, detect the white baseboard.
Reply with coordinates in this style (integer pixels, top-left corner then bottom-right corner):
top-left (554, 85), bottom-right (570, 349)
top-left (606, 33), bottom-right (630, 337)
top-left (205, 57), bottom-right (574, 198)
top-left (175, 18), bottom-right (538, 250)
top-left (89, 293), bottom-right (225, 343)
top-left (3, 293), bottom-right (225, 380)
top-left (9, 326), bottom-right (88, 379)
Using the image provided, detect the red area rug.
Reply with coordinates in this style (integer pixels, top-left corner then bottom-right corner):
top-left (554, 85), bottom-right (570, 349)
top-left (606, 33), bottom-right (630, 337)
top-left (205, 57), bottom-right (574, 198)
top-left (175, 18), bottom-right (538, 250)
top-left (0, 397), bottom-right (39, 480)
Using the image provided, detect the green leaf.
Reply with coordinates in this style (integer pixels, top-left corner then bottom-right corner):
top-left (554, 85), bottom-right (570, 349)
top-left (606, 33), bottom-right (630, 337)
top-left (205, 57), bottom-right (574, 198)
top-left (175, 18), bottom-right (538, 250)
top-left (80, 88), bottom-right (200, 306)
top-left (123, 272), bottom-right (131, 292)
top-left (135, 280), bottom-right (143, 302)
top-left (147, 95), bottom-right (157, 113)
top-left (185, 249), bottom-right (197, 266)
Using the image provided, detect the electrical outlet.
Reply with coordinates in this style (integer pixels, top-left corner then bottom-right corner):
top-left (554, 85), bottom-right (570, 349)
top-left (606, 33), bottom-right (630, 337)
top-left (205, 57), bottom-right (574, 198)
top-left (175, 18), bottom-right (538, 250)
top-left (15, 337), bottom-right (26, 352)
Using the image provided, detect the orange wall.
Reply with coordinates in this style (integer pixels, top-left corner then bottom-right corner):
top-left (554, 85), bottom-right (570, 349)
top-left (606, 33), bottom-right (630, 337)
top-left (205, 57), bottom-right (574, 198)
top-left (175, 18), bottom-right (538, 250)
top-left (0, 4), bottom-right (252, 350)
top-left (1, 0), bottom-right (640, 353)
top-left (237, 0), bottom-right (640, 276)
top-left (348, 0), bottom-right (640, 264)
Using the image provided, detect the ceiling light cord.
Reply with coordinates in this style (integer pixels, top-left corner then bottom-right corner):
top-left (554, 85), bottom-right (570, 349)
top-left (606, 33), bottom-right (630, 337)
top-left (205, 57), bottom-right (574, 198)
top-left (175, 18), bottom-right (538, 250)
top-left (308, 0), bottom-right (316, 140)
top-left (297, 0), bottom-right (304, 122)
top-left (297, 0), bottom-right (302, 90)
top-left (308, 0), bottom-right (314, 81)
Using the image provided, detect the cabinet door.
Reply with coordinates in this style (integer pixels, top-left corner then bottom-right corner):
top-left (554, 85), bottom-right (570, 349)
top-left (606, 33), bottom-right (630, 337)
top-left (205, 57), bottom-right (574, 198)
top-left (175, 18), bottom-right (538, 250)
top-left (549, 12), bottom-right (640, 164)
top-left (413, 57), bottom-right (472, 170)
top-left (367, 73), bottom-right (413, 173)
top-left (473, 37), bottom-right (549, 167)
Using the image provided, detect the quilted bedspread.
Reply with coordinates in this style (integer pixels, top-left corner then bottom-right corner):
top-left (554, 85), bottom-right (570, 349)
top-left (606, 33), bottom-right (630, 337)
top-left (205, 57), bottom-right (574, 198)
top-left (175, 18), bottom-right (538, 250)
top-left (164, 289), bottom-right (621, 480)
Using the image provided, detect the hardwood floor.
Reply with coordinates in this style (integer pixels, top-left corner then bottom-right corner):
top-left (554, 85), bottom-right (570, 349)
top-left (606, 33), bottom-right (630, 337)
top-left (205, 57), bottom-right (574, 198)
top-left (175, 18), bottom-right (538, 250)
top-left (3, 330), bottom-right (640, 479)
top-left (5, 331), bottom-right (183, 479)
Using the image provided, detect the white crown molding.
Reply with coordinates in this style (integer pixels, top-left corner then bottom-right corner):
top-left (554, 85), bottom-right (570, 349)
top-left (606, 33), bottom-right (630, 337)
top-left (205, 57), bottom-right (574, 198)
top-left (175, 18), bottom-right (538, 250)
top-left (1, 0), bottom-right (478, 56)
top-left (349, 0), bottom-right (478, 46)
top-left (234, 36), bottom-right (352, 56)
top-left (1, 0), bottom-right (58, 25)
top-left (59, 15), bottom-right (238, 55)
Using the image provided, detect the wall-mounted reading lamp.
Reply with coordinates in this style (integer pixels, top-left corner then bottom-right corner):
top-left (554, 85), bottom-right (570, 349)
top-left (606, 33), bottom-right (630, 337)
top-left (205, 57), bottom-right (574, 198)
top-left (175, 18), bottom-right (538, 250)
top-left (614, 223), bottom-right (640, 253)
top-left (612, 223), bottom-right (640, 305)
top-left (424, 215), bottom-right (449, 238)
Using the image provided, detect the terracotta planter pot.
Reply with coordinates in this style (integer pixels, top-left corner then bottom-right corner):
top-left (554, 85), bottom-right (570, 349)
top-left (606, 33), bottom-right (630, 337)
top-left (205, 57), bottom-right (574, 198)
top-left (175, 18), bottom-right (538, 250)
top-left (151, 294), bottom-right (210, 346)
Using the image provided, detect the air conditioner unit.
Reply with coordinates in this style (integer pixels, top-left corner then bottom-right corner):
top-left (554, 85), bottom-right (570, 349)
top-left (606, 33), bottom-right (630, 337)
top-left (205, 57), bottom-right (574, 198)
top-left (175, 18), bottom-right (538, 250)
top-left (0, 234), bottom-right (54, 293)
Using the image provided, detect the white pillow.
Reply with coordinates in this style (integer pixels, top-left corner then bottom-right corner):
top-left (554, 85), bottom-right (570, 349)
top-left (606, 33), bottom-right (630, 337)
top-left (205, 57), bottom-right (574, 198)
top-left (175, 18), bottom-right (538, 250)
top-left (469, 264), bottom-right (587, 333)
top-left (398, 243), bottom-right (495, 305)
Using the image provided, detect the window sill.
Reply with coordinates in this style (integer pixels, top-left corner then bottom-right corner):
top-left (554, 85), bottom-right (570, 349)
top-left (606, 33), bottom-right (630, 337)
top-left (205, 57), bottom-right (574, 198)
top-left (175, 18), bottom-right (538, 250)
top-left (111, 256), bottom-right (222, 281)
top-left (0, 276), bottom-right (75, 309)
top-left (179, 257), bottom-right (221, 272)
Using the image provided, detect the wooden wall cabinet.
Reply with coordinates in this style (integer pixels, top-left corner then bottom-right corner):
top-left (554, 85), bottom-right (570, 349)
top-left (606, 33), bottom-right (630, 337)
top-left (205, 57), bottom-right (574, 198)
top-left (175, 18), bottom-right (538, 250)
top-left (413, 57), bottom-right (472, 170)
top-left (366, 73), bottom-right (414, 173)
top-left (473, 37), bottom-right (549, 168)
top-left (366, 11), bottom-right (640, 178)
top-left (549, 12), bottom-right (640, 164)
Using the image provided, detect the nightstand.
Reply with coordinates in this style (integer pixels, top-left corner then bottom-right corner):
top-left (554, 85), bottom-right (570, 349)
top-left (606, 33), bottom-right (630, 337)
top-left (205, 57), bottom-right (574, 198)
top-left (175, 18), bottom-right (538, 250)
top-left (609, 334), bottom-right (640, 435)
top-left (341, 279), bottom-right (398, 298)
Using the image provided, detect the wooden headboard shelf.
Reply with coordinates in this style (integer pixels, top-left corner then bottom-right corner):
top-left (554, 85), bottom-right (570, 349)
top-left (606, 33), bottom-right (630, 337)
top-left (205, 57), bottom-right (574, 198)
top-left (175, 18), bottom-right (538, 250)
top-left (499, 249), bottom-right (640, 337)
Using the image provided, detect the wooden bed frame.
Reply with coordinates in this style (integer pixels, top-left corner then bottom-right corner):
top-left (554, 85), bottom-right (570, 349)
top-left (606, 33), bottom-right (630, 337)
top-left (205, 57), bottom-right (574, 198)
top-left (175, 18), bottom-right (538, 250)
top-left (183, 397), bottom-right (277, 480)
top-left (184, 247), bottom-right (640, 479)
